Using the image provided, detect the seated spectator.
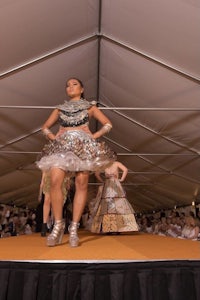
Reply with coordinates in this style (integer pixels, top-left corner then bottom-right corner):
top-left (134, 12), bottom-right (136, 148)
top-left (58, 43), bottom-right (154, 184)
top-left (181, 216), bottom-right (200, 240)
top-left (24, 224), bottom-right (33, 235)
top-left (166, 216), bottom-right (182, 238)
top-left (140, 216), bottom-right (153, 233)
top-left (157, 217), bottom-right (168, 236)
top-left (152, 218), bottom-right (160, 235)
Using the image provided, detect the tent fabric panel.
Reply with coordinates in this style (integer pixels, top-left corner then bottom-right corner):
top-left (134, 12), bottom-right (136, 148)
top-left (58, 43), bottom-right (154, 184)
top-left (101, 0), bottom-right (200, 78)
top-left (0, 0), bottom-right (99, 74)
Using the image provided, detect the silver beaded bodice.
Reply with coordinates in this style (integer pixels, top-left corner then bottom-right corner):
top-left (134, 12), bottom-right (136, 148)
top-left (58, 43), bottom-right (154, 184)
top-left (57, 99), bottom-right (96, 127)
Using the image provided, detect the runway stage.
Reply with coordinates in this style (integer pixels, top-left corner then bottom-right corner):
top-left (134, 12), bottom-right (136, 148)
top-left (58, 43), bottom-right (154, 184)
top-left (1, 230), bottom-right (200, 299)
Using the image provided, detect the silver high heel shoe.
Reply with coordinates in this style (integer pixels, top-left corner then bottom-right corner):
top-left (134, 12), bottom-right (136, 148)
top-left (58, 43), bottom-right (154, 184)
top-left (47, 220), bottom-right (65, 247)
top-left (68, 221), bottom-right (80, 247)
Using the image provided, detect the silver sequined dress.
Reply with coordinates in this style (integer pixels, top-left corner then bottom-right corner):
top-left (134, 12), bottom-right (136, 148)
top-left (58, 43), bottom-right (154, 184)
top-left (36, 99), bottom-right (116, 174)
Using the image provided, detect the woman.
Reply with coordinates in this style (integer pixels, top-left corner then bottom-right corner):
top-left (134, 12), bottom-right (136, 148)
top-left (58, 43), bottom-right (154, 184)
top-left (36, 78), bottom-right (116, 247)
top-left (38, 171), bottom-right (69, 236)
top-left (38, 171), bottom-right (51, 236)
top-left (90, 161), bottom-right (138, 233)
top-left (180, 216), bottom-right (200, 240)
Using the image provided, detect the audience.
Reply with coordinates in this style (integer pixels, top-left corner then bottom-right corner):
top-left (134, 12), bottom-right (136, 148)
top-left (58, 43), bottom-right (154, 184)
top-left (0, 202), bottom-right (200, 241)
top-left (137, 208), bottom-right (200, 241)
top-left (0, 204), bottom-right (36, 238)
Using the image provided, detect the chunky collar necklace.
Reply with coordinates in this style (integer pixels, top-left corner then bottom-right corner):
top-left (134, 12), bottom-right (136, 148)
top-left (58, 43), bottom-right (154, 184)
top-left (57, 99), bottom-right (91, 113)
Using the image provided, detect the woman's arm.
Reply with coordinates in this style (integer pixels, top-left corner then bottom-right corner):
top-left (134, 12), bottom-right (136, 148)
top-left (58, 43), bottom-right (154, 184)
top-left (89, 106), bottom-right (112, 139)
top-left (42, 109), bottom-right (59, 140)
top-left (117, 162), bottom-right (128, 182)
top-left (95, 171), bottom-right (104, 183)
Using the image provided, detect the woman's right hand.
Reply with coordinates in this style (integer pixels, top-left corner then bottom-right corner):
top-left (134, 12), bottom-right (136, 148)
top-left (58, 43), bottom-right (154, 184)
top-left (55, 127), bottom-right (66, 138)
top-left (49, 135), bottom-right (56, 140)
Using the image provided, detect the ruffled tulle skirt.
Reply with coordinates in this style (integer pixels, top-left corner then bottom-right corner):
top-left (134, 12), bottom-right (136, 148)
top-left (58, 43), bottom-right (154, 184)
top-left (36, 130), bottom-right (116, 174)
top-left (90, 177), bottom-right (139, 233)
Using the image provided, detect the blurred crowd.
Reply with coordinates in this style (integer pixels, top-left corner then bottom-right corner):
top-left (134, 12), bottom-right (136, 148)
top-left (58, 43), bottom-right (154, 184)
top-left (0, 205), bottom-right (37, 238)
top-left (1, 202), bottom-right (200, 241)
top-left (137, 207), bottom-right (200, 241)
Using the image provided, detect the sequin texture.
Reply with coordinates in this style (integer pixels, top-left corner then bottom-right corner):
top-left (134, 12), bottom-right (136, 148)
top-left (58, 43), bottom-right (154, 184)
top-left (57, 99), bottom-right (91, 127)
top-left (37, 130), bottom-right (116, 173)
top-left (36, 99), bottom-right (116, 173)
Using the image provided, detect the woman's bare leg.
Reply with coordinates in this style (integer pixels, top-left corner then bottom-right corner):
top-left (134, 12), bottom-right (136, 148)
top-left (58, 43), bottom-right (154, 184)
top-left (47, 168), bottom-right (66, 246)
top-left (50, 168), bottom-right (66, 221)
top-left (43, 193), bottom-right (50, 223)
top-left (73, 172), bottom-right (89, 222)
top-left (41, 193), bottom-right (51, 237)
top-left (68, 172), bottom-right (89, 247)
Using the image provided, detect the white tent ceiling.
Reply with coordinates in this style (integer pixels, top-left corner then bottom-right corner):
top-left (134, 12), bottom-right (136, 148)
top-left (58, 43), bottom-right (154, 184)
top-left (0, 0), bottom-right (200, 212)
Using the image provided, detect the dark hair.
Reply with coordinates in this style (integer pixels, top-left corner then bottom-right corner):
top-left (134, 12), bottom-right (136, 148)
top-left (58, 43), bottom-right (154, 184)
top-left (160, 212), bottom-right (166, 218)
top-left (66, 77), bottom-right (85, 99)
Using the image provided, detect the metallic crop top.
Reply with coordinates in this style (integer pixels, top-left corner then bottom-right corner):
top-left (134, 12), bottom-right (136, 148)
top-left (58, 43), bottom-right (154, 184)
top-left (57, 99), bottom-right (96, 127)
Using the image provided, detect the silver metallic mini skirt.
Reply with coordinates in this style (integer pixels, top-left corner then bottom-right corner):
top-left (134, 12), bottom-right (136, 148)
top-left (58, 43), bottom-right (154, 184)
top-left (36, 130), bottom-right (116, 174)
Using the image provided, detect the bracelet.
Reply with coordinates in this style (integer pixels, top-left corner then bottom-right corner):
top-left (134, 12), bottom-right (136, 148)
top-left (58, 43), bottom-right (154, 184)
top-left (95, 123), bottom-right (112, 137)
top-left (42, 128), bottom-right (52, 136)
top-left (103, 123), bottom-right (112, 133)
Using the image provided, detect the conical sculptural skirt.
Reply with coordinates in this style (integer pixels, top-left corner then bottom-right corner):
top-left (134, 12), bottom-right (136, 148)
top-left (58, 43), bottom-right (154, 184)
top-left (90, 177), bottom-right (138, 233)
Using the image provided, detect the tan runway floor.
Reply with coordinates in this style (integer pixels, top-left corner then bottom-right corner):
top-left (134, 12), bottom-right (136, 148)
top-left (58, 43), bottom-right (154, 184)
top-left (0, 230), bottom-right (200, 261)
